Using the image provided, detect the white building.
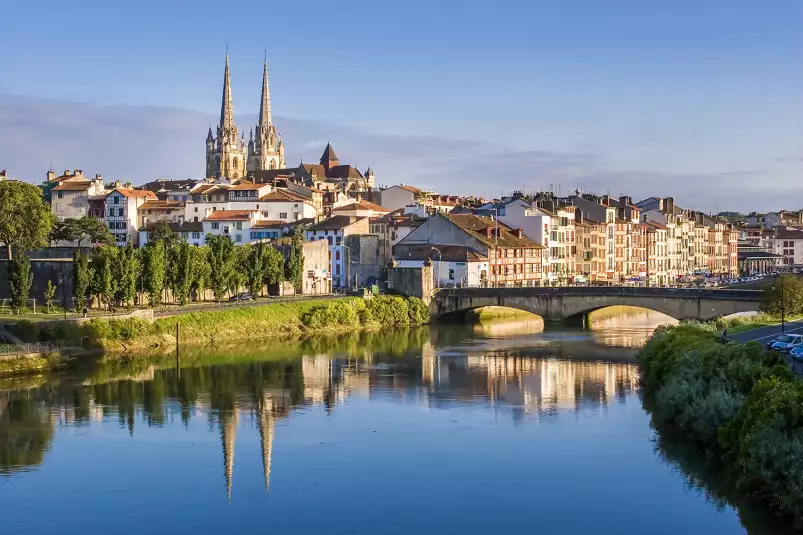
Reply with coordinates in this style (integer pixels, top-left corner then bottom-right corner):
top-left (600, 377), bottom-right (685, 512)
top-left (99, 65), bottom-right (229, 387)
top-left (50, 171), bottom-right (106, 222)
top-left (305, 215), bottom-right (370, 288)
top-left (139, 221), bottom-right (205, 247)
top-left (202, 210), bottom-right (266, 245)
top-left (395, 245), bottom-right (489, 288)
top-left (379, 184), bottom-right (422, 213)
top-left (104, 188), bottom-right (158, 246)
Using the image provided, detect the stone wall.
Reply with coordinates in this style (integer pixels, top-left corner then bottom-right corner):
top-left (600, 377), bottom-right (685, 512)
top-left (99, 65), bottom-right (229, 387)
top-left (0, 259), bottom-right (75, 305)
top-left (345, 234), bottom-right (381, 288)
top-left (387, 262), bottom-right (434, 302)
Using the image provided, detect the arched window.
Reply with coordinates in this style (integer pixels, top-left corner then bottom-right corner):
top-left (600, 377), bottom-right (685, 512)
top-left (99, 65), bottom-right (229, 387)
top-left (269, 160), bottom-right (276, 170)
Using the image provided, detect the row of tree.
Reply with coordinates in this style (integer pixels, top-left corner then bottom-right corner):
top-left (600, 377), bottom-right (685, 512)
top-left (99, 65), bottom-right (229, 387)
top-left (71, 227), bottom-right (305, 311)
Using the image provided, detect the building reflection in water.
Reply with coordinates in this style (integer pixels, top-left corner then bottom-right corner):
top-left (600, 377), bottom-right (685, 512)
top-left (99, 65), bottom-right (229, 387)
top-left (0, 343), bottom-right (638, 500)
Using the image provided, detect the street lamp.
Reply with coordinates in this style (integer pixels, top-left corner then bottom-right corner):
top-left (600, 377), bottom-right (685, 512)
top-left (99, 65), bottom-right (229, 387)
top-left (58, 275), bottom-right (67, 320)
top-left (430, 246), bottom-right (442, 290)
top-left (773, 274), bottom-right (786, 333)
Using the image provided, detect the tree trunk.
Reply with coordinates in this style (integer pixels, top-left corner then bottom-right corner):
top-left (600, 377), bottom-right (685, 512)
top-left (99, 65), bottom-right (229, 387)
top-left (6, 245), bottom-right (12, 260)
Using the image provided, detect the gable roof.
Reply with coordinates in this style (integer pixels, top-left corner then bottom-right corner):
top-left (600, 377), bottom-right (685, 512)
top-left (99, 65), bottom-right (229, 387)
top-left (307, 215), bottom-right (365, 231)
top-left (320, 143), bottom-right (339, 163)
top-left (53, 181), bottom-right (92, 191)
top-left (112, 188), bottom-right (158, 199)
top-left (203, 210), bottom-right (256, 221)
top-left (445, 214), bottom-right (542, 249)
top-left (259, 189), bottom-right (310, 203)
top-left (327, 164), bottom-right (363, 180)
top-left (302, 163), bottom-right (328, 179)
top-left (137, 200), bottom-right (185, 210)
top-left (332, 199), bottom-right (390, 213)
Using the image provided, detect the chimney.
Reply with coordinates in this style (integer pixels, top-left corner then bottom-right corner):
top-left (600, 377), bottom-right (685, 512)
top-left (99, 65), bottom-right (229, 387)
top-left (602, 195), bottom-right (611, 206)
top-left (619, 195), bottom-right (632, 206)
top-left (124, 182), bottom-right (132, 189)
top-left (515, 229), bottom-right (523, 238)
top-left (665, 197), bottom-right (674, 215)
top-left (47, 170), bottom-right (56, 181)
top-left (74, 169), bottom-right (83, 176)
top-left (95, 174), bottom-right (103, 181)
top-left (486, 227), bottom-right (493, 238)
top-left (575, 209), bottom-right (584, 224)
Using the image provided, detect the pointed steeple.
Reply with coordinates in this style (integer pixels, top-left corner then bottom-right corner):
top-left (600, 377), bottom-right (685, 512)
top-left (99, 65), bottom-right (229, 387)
top-left (220, 53), bottom-right (235, 133)
top-left (207, 125), bottom-right (214, 141)
top-left (258, 53), bottom-right (272, 133)
top-left (221, 411), bottom-right (237, 503)
top-left (320, 143), bottom-right (339, 165)
top-left (258, 397), bottom-right (275, 493)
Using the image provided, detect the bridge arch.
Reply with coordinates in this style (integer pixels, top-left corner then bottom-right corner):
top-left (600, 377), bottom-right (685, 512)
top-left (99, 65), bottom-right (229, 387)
top-left (430, 287), bottom-right (762, 322)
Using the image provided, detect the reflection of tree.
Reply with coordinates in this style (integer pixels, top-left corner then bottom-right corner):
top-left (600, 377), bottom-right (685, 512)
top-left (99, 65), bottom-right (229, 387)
top-left (649, 411), bottom-right (798, 535)
top-left (0, 395), bottom-right (55, 475)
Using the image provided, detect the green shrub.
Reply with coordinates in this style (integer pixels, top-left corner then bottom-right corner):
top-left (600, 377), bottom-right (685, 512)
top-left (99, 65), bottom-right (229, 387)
top-left (406, 297), bottom-right (430, 325)
top-left (84, 317), bottom-right (151, 342)
top-left (638, 323), bottom-right (719, 395)
top-left (8, 320), bottom-right (41, 342)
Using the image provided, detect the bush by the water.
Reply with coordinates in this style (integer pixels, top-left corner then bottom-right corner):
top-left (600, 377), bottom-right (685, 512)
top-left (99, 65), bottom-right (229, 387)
top-left (301, 296), bottom-right (429, 330)
top-left (639, 324), bottom-right (803, 523)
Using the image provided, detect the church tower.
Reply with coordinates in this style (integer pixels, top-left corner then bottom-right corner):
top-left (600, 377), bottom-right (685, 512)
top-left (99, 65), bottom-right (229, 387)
top-left (206, 53), bottom-right (247, 179)
top-left (247, 56), bottom-right (285, 172)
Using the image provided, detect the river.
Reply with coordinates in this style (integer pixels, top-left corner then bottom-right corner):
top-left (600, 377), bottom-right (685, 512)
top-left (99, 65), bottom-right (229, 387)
top-left (0, 308), bottom-right (795, 534)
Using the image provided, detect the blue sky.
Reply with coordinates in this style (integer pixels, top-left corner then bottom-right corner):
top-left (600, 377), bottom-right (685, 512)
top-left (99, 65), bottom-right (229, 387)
top-left (2, 0), bottom-right (802, 211)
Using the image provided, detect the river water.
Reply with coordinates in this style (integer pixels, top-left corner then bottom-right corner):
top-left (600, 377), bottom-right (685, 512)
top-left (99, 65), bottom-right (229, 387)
top-left (0, 308), bottom-right (794, 534)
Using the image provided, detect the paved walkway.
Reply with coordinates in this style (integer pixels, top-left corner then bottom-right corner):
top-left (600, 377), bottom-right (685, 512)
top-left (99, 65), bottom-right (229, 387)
top-left (727, 320), bottom-right (803, 344)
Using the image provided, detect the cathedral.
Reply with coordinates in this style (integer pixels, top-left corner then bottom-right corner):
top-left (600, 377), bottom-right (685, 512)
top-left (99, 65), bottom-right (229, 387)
top-left (205, 53), bottom-right (285, 179)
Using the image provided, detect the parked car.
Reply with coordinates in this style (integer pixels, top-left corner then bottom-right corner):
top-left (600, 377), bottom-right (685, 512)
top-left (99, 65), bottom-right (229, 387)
top-left (768, 334), bottom-right (803, 353)
top-left (789, 345), bottom-right (803, 361)
top-left (229, 292), bottom-right (254, 302)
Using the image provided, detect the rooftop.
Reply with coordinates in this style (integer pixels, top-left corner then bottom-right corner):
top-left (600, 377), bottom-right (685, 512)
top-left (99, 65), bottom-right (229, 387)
top-left (307, 215), bottom-right (365, 231)
top-left (203, 210), bottom-right (257, 221)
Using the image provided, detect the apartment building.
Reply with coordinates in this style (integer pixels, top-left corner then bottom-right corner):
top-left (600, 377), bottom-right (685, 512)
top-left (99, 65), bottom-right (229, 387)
top-left (50, 172), bottom-right (106, 222)
top-left (305, 216), bottom-right (371, 288)
top-left (104, 188), bottom-right (158, 246)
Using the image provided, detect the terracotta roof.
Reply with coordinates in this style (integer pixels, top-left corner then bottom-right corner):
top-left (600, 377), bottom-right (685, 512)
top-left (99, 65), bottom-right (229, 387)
top-left (445, 214), bottom-right (543, 249)
top-left (397, 244), bottom-right (488, 262)
top-left (202, 210), bottom-right (256, 221)
top-left (137, 200), bottom-right (184, 210)
top-left (113, 188), bottom-right (158, 199)
top-left (259, 190), bottom-right (310, 203)
top-left (53, 181), bottom-right (92, 191)
top-left (302, 163), bottom-right (328, 179)
top-left (307, 215), bottom-right (365, 231)
top-left (332, 199), bottom-right (390, 213)
top-left (228, 181), bottom-right (267, 191)
top-left (191, 184), bottom-right (219, 195)
top-left (251, 220), bottom-right (287, 229)
top-left (327, 164), bottom-right (363, 180)
top-left (397, 184), bottom-right (421, 194)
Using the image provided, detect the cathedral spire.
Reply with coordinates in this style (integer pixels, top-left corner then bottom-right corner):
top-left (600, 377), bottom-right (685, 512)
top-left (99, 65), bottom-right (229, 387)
top-left (258, 53), bottom-right (272, 132)
top-left (220, 52), bottom-right (235, 132)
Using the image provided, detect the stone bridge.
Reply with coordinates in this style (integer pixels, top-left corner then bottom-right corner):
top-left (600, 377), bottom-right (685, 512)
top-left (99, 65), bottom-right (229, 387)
top-left (430, 287), bottom-right (763, 322)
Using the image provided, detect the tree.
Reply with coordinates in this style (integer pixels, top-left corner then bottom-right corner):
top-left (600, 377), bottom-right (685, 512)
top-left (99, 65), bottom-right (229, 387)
top-left (149, 221), bottom-right (177, 248)
top-left (90, 246), bottom-right (118, 311)
top-left (262, 244), bottom-right (285, 293)
top-left (8, 254), bottom-right (33, 313)
top-left (762, 274), bottom-right (803, 317)
top-left (142, 243), bottom-right (166, 307)
top-left (44, 280), bottom-right (56, 313)
top-left (0, 181), bottom-right (55, 259)
top-left (172, 241), bottom-right (196, 306)
top-left (246, 243), bottom-right (266, 296)
top-left (285, 227), bottom-right (305, 291)
top-left (229, 245), bottom-right (249, 295)
top-left (113, 244), bottom-right (141, 309)
top-left (206, 235), bottom-right (235, 301)
top-left (50, 217), bottom-right (114, 248)
top-left (191, 246), bottom-right (211, 302)
top-left (73, 251), bottom-right (92, 311)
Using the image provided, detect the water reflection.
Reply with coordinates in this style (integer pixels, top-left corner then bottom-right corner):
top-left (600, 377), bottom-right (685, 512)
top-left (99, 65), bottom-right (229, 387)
top-left (587, 306), bottom-right (678, 347)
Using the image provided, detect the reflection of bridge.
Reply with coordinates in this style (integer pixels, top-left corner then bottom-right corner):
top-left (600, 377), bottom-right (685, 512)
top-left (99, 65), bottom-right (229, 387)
top-left (430, 287), bottom-right (762, 321)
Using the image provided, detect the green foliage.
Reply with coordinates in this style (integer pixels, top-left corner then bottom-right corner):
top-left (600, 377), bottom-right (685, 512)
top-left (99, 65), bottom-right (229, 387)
top-left (230, 245), bottom-right (249, 295)
top-left (171, 241), bottom-right (196, 306)
top-left (301, 301), bottom-right (361, 329)
top-left (8, 255), bottom-right (33, 312)
top-left (0, 181), bottom-right (55, 259)
top-left (301, 296), bottom-right (430, 330)
top-left (640, 324), bottom-right (803, 523)
top-left (142, 243), bottom-right (166, 307)
top-left (149, 220), bottom-right (177, 247)
top-left (285, 226), bottom-right (304, 291)
top-left (761, 274), bottom-right (803, 317)
top-left (51, 217), bottom-right (114, 247)
top-left (206, 235), bottom-right (235, 301)
top-left (263, 244), bottom-right (284, 288)
top-left (72, 251), bottom-right (92, 311)
top-left (84, 317), bottom-right (152, 342)
top-left (246, 243), bottom-right (265, 295)
top-left (113, 244), bottom-right (141, 308)
top-left (191, 246), bottom-right (211, 302)
top-left (44, 280), bottom-right (56, 313)
top-left (90, 246), bottom-right (118, 311)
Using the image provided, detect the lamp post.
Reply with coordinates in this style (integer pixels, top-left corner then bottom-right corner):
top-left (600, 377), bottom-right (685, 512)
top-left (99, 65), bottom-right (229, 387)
top-left (430, 246), bottom-right (442, 290)
top-left (773, 274), bottom-right (786, 333)
top-left (489, 207), bottom-right (498, 288)
top-left (59, 275), bottom-right (67, 320)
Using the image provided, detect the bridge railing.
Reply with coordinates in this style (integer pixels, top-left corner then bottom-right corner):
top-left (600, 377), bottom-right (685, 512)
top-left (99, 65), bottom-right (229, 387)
top-left (433, 286), bottom-right (762, 300)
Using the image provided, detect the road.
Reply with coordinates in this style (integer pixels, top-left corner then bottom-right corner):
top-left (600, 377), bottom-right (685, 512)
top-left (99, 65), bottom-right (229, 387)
top-left (727, 319), bottom-right (803, 343)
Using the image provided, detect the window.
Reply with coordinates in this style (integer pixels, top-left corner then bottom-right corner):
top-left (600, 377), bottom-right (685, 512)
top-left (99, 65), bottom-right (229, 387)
top-left (235, 234), bottom-right (242, 243)
top-left (328, 236), bottom-right (333, 246)
top-left (448, 269), bottom-right (455, 280)
top-left (335, 250), bottom-right (341, 260)
top-left (113, 196), bottom-right (120, 204)
top-left (57, 191), bottom-right (64, 199)
top-left (212, 222), bottom-right (220, 230)
top-left (194, 207), bottom-right (198, 213)
top-left (192, 232), bottom-right (201, 239)
top-left (235, 222), bottom-right (243, 230)
top-left (294, 212), bottom-right (300, 220)
top-left (279, 212), bottom-right (288, 219)
top-left (335, 264), bottom-right (341, 275)
top-left (55, 204), bottom-right (63, 213)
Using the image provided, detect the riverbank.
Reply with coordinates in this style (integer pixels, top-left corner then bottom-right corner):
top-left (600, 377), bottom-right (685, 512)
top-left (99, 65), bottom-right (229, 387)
top-left (0, 296), bottom-right (429, 376)
top-left (638, 324), bottom-right (803, 525)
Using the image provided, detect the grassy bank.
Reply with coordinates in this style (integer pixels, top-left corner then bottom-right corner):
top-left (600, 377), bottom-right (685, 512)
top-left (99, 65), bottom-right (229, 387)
top-left (717, 312), bottom-right (803, 335)
top-left (6, 296), bottom-right (430, 352)
top-left (639, 324), bottom-right (803, 524)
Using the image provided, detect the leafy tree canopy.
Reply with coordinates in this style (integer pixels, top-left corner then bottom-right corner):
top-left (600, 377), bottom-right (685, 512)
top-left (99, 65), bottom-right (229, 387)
top-left (51, 217), bottom-right (114, 248)
top-left (0, 181), bottom-right (55, 258)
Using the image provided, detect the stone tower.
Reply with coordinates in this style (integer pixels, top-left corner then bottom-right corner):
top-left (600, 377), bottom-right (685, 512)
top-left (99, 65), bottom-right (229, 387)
top-left (247, 57), bottom-right (285, 172)
top-left (206, 53), bottom-right (247, 179)
top-left (320, 143), bottom-right (339, 174)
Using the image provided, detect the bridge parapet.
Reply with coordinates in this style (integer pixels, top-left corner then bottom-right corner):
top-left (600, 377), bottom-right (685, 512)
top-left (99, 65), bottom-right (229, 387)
top-left (431, 287), bottom-right (762, 322)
